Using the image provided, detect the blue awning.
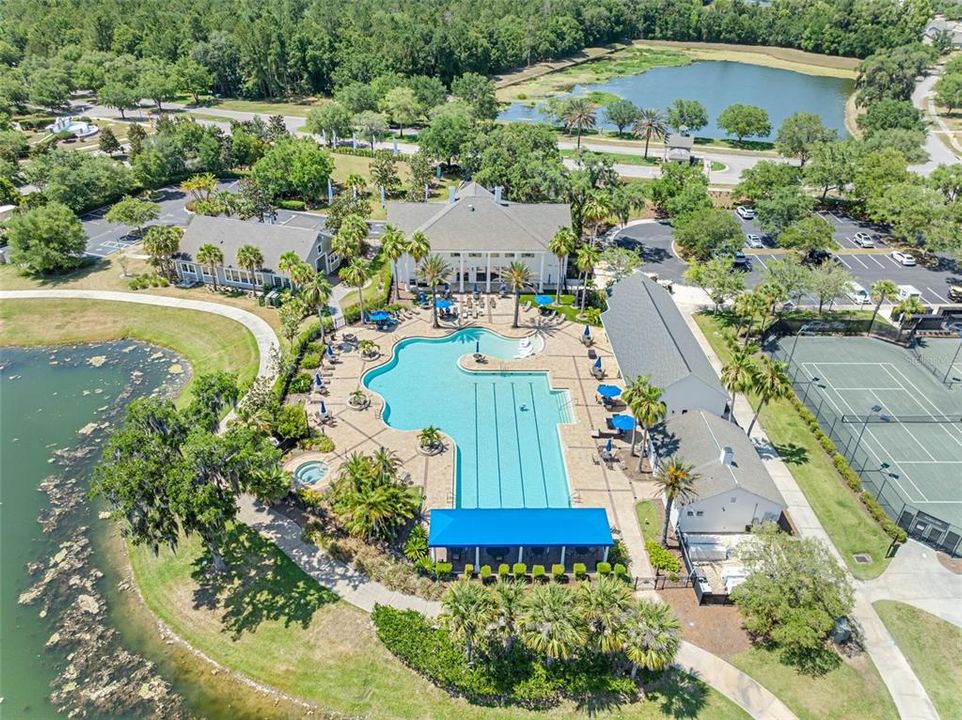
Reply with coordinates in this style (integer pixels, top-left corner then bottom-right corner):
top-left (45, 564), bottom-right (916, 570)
top-left (428, 508), bottom-right (613, 548)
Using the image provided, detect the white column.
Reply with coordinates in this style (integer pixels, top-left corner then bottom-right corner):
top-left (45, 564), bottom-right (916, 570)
top-left (518, 546), bottom-right (523, 564)
top-left (603, 546), bottom-right (609, 563)
top-left (475, 546), bottom-right (480, 567)
top-left (538, 253), bottom-right (545, 292)
top-left (431, 547), bottom-right (437, 562)
top-left (459, 255), bottom-right (465, 293)
top-left (560, 546), bottom-right (566, 567)
top-left (486, 253), bottom-right (492, 293)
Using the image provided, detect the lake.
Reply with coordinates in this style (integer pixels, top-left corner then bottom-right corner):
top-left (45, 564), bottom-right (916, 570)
top-left (499, 60), bottom-right (854, 141)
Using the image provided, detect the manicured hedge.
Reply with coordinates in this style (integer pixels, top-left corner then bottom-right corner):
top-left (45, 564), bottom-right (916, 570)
top-left (645, 541), bottom-right (681, 573)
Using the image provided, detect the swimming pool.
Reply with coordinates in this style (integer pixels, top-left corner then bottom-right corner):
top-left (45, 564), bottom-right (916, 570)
top-left (293, 459), bottom-right (330, 487)
top-left (363, 328), bottom-right (573, 509)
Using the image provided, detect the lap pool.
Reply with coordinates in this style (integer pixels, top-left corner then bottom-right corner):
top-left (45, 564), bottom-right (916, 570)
top-left (362, 328), bottom-right (573, 508)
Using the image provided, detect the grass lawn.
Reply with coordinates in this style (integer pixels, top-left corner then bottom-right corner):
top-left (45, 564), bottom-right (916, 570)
top-left (205, 98), bottom-right (324, 117)
top-left (636, 500), bottom-right (661, 539)
top-left (874, 601), bottom-right (962, 720)
top-left (693, 312), bottom-right (892, 579)
top-left (560, 148), bottom-right (658, 166)
top-left (731, 646), bottom-right (896, 720)
top-left (0, 298), bottom-right (260, 404)
top-left (518, 292), bottom-right (597, 324)
top-left (338, 253), bottom-right (393, 315)
top-left (130, 524), bottom-right (749, 720)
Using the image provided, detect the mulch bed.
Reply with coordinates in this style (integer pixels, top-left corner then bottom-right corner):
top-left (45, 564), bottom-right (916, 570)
top-left (936, 551), bottom-right (962, 574)
top-left (659, 586), bottom-right (751, 660)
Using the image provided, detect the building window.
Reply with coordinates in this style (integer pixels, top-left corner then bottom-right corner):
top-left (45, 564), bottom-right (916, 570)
top-left (503, 252), bottom-right (515, 258)
top-left (686, 510), bottom-right (694, 517)
top-left (695, 510), bottom-right (704, 517)
top-left (730, 497), bottom-right (737, 503)
top-left (467, 252), bottom-right (482, 258)
top-left (179, 262), bottom-right (195, 274)
top-left (449, 252), bottom-right (461, 257)
top-left (521, 252), bottom-right (535, 258)
top-left (224, 268), bottom-right (252, 285)
top-left (489, 253), bottom-right (500, 258)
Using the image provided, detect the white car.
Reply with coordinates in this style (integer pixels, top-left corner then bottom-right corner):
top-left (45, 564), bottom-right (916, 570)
top-left (744, 234), bottom-right (764, 249)
top-left (735, 206), bottom-right (755, 220)
top-left (891, 251), bottom-right (917, 266)
top-left (852, 232), bottom-right (875, 248)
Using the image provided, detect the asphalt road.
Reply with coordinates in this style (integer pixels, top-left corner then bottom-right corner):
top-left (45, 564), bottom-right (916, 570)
top-left (615, 212), bottom-right (962, 307)
top-left (82, 179), bottom-right (386, 258)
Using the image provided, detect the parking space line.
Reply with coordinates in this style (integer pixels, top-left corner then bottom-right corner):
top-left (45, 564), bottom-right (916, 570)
top-left (753, 255), bottom-right (768, 270)
top-left (926, 287), bottom-right (948, 304)
top-left (865, 255), bottom-right (885, 268)
top-left (848, 254), bottom-right (868, 268)
top-left (885, 255), bottom-right (904, 267)
top-left (836, 255), bottom-right (852, 269)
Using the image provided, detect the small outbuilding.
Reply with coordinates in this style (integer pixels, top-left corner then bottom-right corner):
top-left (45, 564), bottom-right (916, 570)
top-left (664, 133), bottom-right (695, 164)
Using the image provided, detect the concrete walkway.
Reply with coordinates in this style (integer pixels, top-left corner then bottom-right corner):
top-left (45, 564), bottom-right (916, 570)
top-left (677, 292), bottom-right (940, 720)
top-left (910, 70), bottom-right (961, 175)
top-left (0, 290), bottom-right (279, 378)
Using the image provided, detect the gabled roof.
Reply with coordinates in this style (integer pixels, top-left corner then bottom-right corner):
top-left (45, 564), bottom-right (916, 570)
top-left (428, 508), bottom-right (613, 547)
top-left (651, 411), bottom-right (786, 507)
top-left (386, 182), bottom-right (571, 253)
top-left (667, 133), bottom-right (694, 150)
top-left (601, 273), bottom-right (725, 395)
top-left (178, 215), bottom-right (322, 273)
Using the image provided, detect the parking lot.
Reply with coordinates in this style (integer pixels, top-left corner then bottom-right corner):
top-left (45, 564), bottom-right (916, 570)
top-left (617, 211), bottom-right (962, 307)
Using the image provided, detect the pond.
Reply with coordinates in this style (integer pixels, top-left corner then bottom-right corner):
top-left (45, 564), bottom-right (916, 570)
top-left (499, 60), bottom-right (854, 142)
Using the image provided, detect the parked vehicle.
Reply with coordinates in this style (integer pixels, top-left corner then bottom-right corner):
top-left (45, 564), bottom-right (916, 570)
top-left (897, 284), bottom-right (922, 301)
top-left (852, 232), bottom-right (875, 248)
top-left (802, 248), bottom-right (830, 266)
top-left (744, 234), bottom-right (763, 249)
top-left (735, 206), bottom-right (755, 220)
top-left (733, 251), bottom-right (750, 268)
top-left (891, 251), bottom-right (916, 266)
top-left (846, 282), bottom-right (871, 305)
top-left (948, 285), bottom-right (962, 302)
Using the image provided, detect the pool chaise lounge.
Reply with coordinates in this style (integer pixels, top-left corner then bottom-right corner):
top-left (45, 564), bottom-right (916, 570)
top-left (428, 507), bottom-right (614, 568)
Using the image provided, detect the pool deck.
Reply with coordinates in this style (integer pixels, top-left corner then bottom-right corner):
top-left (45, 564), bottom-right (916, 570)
top-left (305, 295), bottom-right (656, 582)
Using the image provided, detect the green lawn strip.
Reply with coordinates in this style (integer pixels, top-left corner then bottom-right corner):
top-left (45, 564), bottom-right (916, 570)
top-left (731, 646), bottom-right (897, 720)
top-left (636, 501), bottom-right (661, 540)
top-left (518, 292), bottom-right (593, 324)
top-left (693, 313), bottom-right (892, 579)
top-left (874, 601), bottom-right (962, 720)
top-left (0, 298), bottom-right (259, 406)
top-left (130, 526), bottom-right (748, 720)
top-left (204, 98), bottom-right (321, 116)
top-left (338, 254), bottom-right (393, 315)
top-left (560, 148), bottom-right (659, 166)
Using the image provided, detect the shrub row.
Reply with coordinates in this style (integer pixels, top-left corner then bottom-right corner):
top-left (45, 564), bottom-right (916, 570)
top-left (438, 562), bottom-right (631, 583)
top-left (273, 320), bottom-right (323, 401)
top-left (127, 272), bottom-right (170, 290)
top-left (645, 541), bottom-right (681, 573)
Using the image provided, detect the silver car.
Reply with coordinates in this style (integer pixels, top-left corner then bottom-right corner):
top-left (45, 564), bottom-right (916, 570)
top-left (852, 232), bottom-right (875, 248)
top-left (736, 206), bottom-right (755, 220)
top-left (745, 234), bottom-right (764, 249)
top-left (891, 251), bottom-right (917, 266)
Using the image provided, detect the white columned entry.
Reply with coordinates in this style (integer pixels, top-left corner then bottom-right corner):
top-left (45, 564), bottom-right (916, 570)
top-left (459, 256), bottom-right (465, 293)
top-left (431, 547), bottom-right (437, 562)
top-left (560, 546), bottom-right (566, 567)
top-left (603, 546), bottom-right (609, 562)
top-left (486, 253), bottom-right (492, 293)
top-left (538, 254), bottom-right (545, 292)
top-left (475, 546), bottom-right (480, 567)
top-left (518, 546), bottom-right (524, 564)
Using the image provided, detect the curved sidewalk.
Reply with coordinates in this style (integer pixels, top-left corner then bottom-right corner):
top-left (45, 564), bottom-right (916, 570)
top-left (0, 290), bottom-right (279, 377)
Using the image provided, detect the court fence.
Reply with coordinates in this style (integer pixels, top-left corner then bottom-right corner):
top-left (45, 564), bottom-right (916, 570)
top-left (771, 344), bottom-right (962, 557)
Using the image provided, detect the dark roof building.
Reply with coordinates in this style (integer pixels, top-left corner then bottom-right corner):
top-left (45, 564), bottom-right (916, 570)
top-left (601, 273), bottom-right (727, 416)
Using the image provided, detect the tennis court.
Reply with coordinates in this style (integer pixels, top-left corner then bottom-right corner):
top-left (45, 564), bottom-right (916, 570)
top-left (773, 336), bottom-right (962, 550)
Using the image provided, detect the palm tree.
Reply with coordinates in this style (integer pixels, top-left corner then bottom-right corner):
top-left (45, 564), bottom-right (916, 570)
top-left (893, 295), bottom-right (926, 322)
top-left (578, 575), bottom-right (632, 654)
top-left (333, 214), bottom-right (368, 259)
top-left (624, 379), bottom-right (667, 472)
top-left (345, 174), bottom-right (367, 196)
top-left (581, 191), bottom-right (612, 245)
top-left (328, 451), bottom-right (421, 541)
top-left (632, 108), bottom-right (669, 159)
top-left (653, 457), bottom-right (699, 546)
top-left (235, 244), bottom-right (265, 290)
top-left (733, 291), bottom-right (767, 345)
top-left (575, 244), bottom-right (601, 311)
top-left (417, 426), bottom-right (442, 451)
top-left (747, 356), bottom-right (792, 436)
top-left (561, 98), bottom-right (597, 148)
top-left (520, 584), bottom-right (585, 663)
top-left (406, 230), bottom-right (431, 282)
top-left (548, 226), bottom-right (578, 302)
top-left (721, 345), bottom-right (758, 421)
top-left (299, 271), bottom-right (333, 342)
top-left (371, 446), bottom-right (401, 481)
top-left (278, 250), bottom-right (303, 282)
top-left (195, 243), bottom-right (223, 291)
top-left (339, 258), bottom-right (371, 321)
top-left (504, 260), bottom-right (532, 329)
top-left (380, 225), bottom-right (407, 302)
top-left (441, 580), bottom-right (494, 663)
top-left (142, 225), bottom-right (182, 278)
top-left (489, 579), bottom-right (525, 653)
top-left (622, 600), bottom-right (681, 680)
top-left (417, 254), bottom-right (452, 328)
top-left (869, 279), bottom-right (899, 330)
top-left (180, 172), bottom-right (217, 203)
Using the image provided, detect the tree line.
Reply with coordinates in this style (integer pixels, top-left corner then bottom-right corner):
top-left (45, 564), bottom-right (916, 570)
top-left (0, 0), bottom-right (931, 104)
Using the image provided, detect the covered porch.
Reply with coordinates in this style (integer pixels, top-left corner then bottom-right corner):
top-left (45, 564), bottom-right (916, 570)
top-left (427, 508), bottom-right (614, 571)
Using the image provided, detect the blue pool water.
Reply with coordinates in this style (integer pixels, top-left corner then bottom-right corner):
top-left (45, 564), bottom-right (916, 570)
top-left (363, 328), bottom-right (573, 509)
top-left (293, 459), bottom-right (329, 486)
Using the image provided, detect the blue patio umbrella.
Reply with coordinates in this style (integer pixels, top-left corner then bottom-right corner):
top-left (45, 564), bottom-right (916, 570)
top-left (314, 372), bottom-right (323, 386)
top-left (593, 357), bottom-right (602, 370)
top-left (610, 414), bottom-right (636, 432)
top-left (370, 310), bottom-right (389, 322)
top-left (474, 283), bottom-right (479, 294)
top-left (605, 438), bottom-right (613, 453)
top-left (444, 283), bottom-right (449, 292)
top-left (327, 344), bottom-right (336, 359)
top-left (436, 298), bottom-right (452, 309)
top-left (499, 283), bottom-right (507, 294)
top-left (318, 400), bottom-right (327, 416)
top-left (583, 325), bottom-right (591, 338)
top-left (534, 294), bottom-right (553, 306)
top-left (597, 384), bottom-right (621, 398)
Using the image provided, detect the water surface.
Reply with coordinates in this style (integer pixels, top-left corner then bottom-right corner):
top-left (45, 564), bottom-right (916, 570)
top-left (499, 60), bottom-right (853, 141)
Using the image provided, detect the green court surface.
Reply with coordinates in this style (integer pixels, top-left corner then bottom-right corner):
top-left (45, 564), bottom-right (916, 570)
top-left (774, 336), bottom-right (962, 537)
